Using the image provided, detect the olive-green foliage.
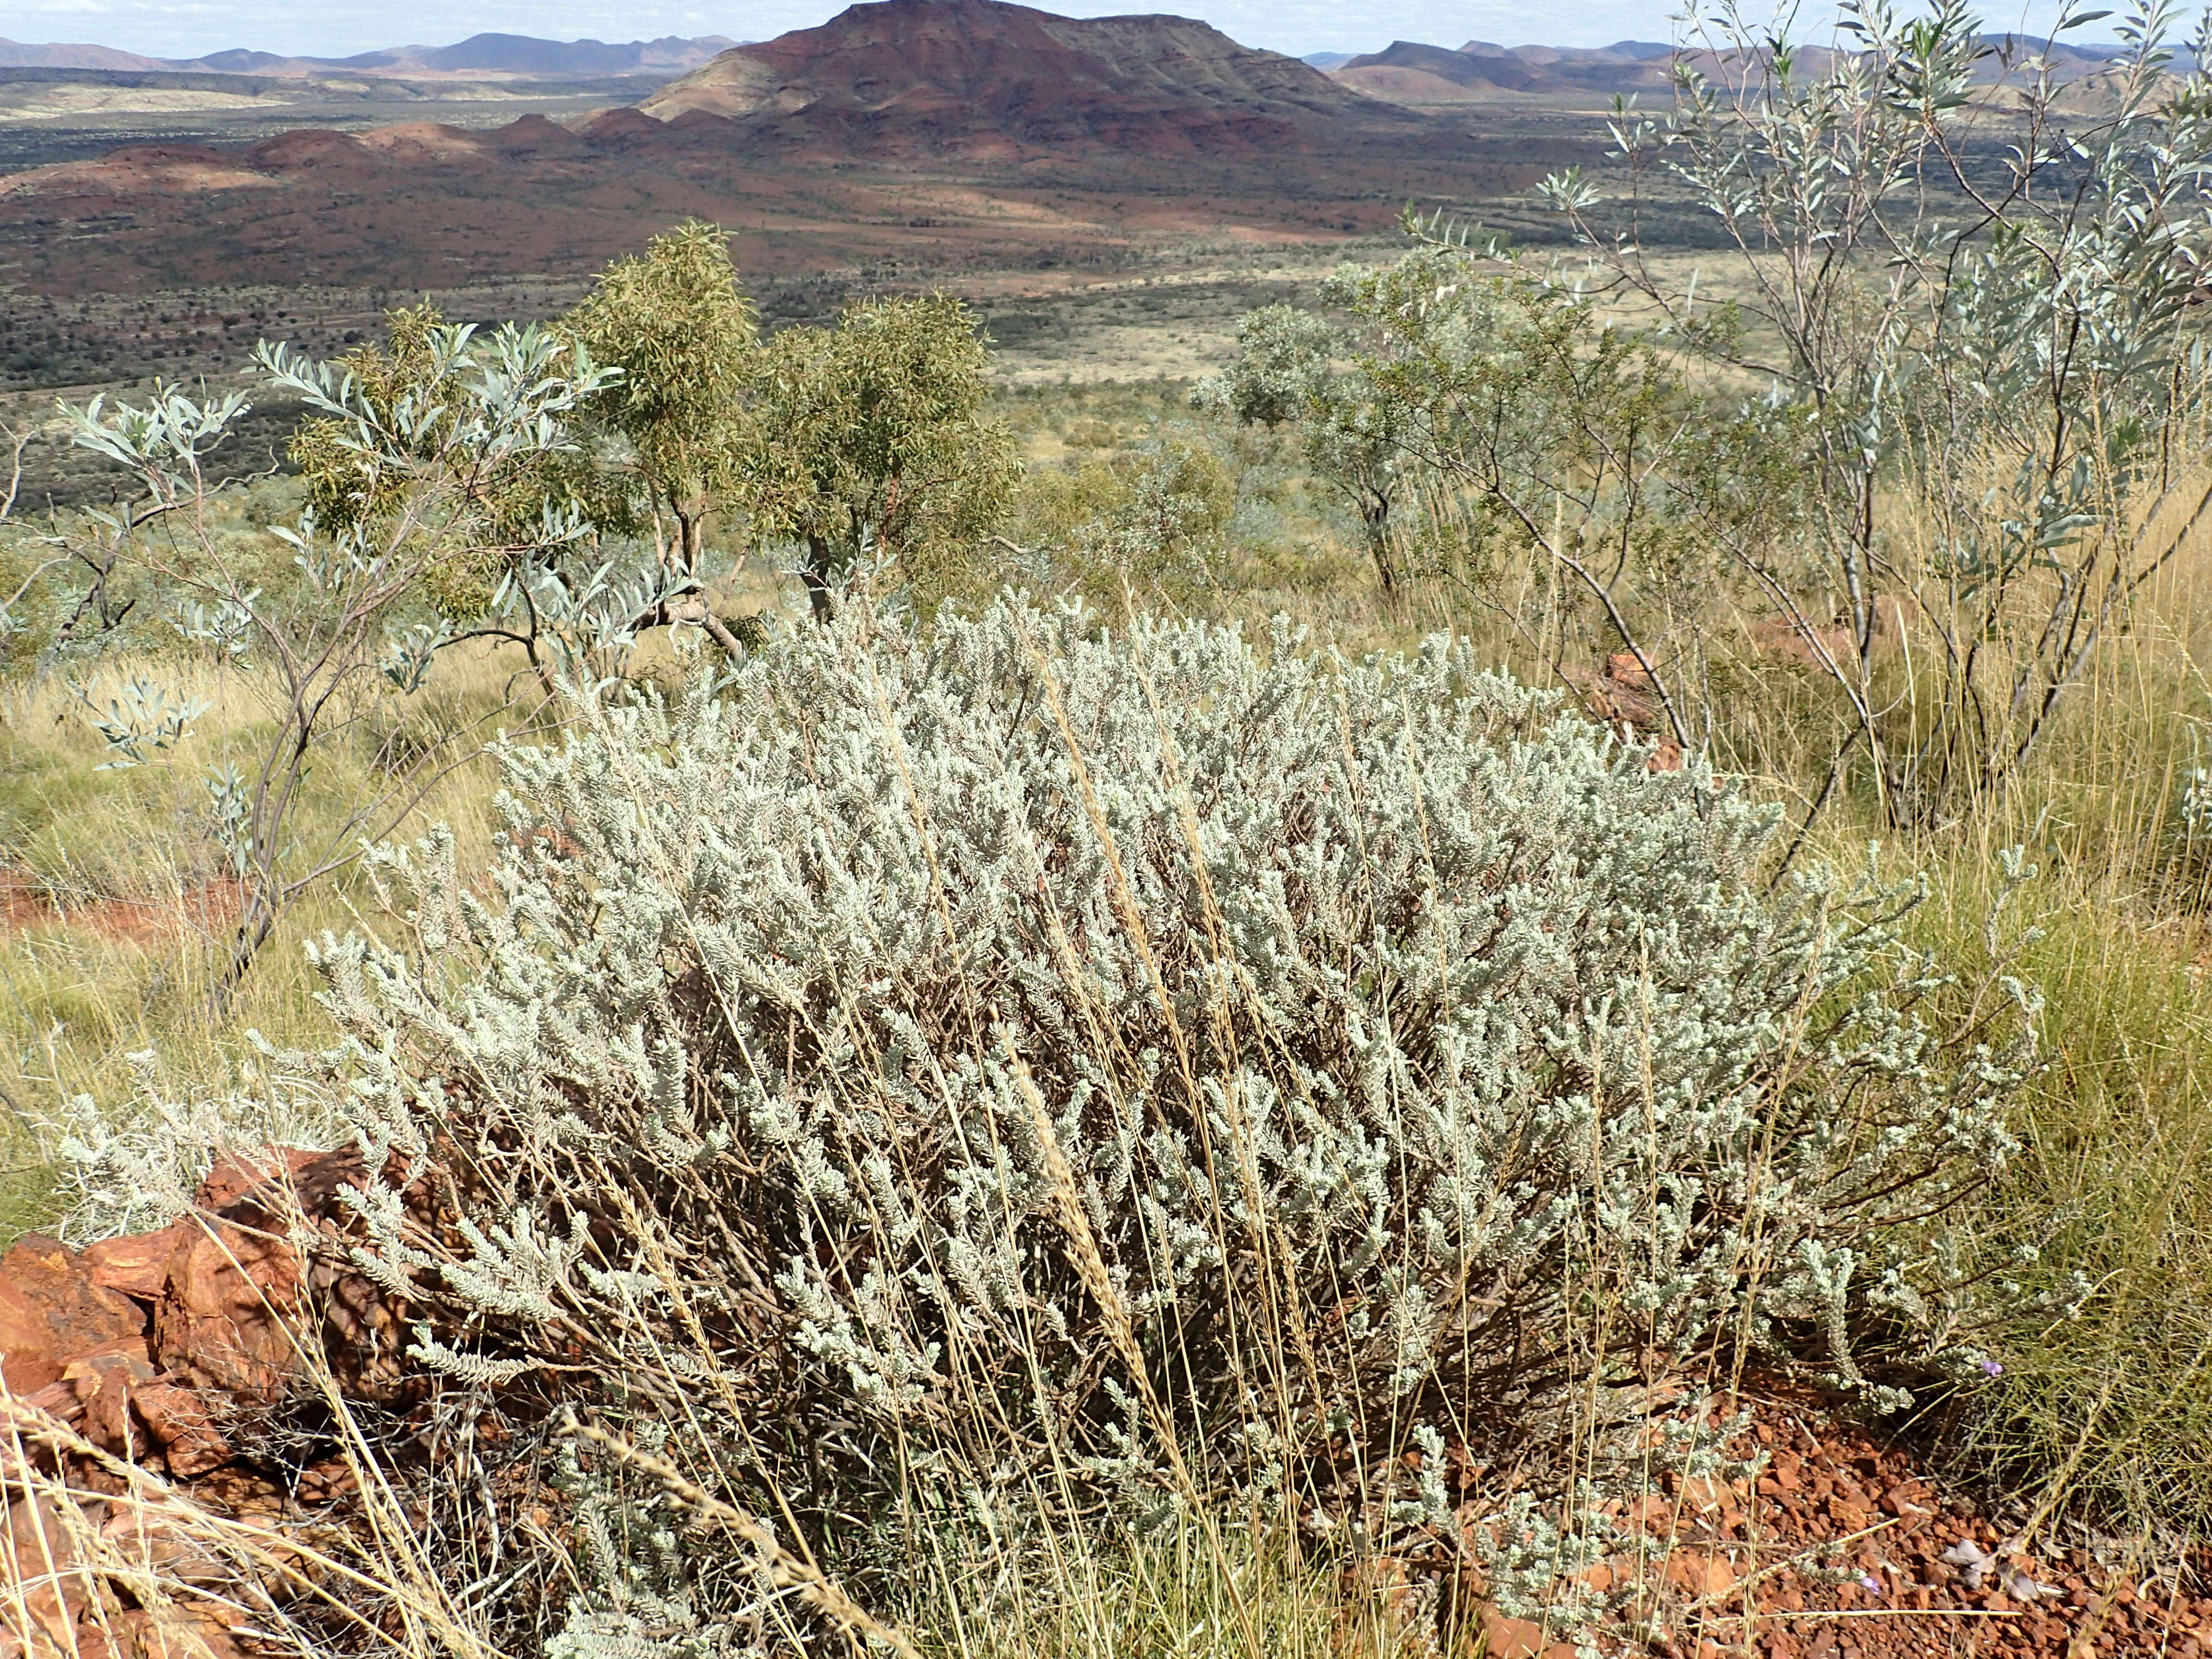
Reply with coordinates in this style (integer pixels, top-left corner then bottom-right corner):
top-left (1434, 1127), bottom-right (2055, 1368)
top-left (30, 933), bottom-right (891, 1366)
top-left (1200, 300), bottom-right (1414, 591)
top-left (1209, 252), bottom-right (1813, 753)
top-left (287, 304), bottom-right (617, 620)
top-left (1010, 436), bottom-right (1234, 610)
top-left (564, 221), bottom-right (769, 575)
top-left (291, 230), bottom-right (1030, 626)
top-left (756, 293), bottom-right (1023, 614)
top-left (1207, 253), bottom-right (1805, 613)
top-left (1343, 254), bottom-right (1779, 591)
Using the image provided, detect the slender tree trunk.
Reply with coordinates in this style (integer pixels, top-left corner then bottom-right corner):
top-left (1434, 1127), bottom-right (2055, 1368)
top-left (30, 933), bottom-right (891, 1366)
top-left (1360, 498), bottom-right (1397, 594)
top-left (803, 536), bottom-right (836, 622)
top-left (215, 886), bottom-right (280, 1010)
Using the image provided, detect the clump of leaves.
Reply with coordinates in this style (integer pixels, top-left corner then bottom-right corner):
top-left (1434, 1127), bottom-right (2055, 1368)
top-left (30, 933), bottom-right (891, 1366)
top-left (756, 292), bottom-right (1023, 615)
top-left (565, 220), bottom-right (777, 578)
top-left (288, 304), bottom-right (620, 620)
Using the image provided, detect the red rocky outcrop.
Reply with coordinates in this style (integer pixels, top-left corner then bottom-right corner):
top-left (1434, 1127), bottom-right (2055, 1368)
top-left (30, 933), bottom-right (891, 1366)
top-left (0, 1146), bottom-right (412, 1658)
top-left (0, 1148), bottom-right (2200, 1659)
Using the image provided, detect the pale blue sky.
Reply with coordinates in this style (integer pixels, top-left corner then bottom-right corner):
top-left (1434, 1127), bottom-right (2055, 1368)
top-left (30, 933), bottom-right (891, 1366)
top-left (5, 0), bottom-right (2098, 66)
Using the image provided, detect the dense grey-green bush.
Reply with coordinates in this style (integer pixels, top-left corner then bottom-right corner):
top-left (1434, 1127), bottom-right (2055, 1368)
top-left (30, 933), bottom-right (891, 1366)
top-left (60, 594), bottom-right (2031, 1647)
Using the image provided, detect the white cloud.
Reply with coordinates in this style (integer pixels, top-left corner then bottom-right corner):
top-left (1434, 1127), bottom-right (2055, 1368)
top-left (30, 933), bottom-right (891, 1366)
top-left (12, 0), bottom-right (119, 19)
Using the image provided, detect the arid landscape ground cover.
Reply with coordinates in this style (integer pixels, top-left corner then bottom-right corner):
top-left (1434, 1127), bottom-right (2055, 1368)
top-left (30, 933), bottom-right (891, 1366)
top-left (4, 4), bottom-right (2212, 1658)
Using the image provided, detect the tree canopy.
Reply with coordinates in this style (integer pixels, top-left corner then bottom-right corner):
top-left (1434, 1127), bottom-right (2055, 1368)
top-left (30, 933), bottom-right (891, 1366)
top-left (756, 293), bottom-right (1023, 617)
top-left (1202, 300), bottom-right (1413, 593)
top-left (564, 221), bottom-right (773, 578)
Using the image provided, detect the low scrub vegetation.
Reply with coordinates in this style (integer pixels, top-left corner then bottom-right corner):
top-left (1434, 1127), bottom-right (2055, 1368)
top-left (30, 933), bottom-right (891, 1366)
top-left (24, 596), bottom-right (2043, 1656)
top-left (4, 2), bottom-right (2212, 1654)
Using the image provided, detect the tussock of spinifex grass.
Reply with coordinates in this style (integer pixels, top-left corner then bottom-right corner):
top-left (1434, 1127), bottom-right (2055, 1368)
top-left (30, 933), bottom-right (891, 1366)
top-left (1877, 528), bottom-right (2212, 1537)
top-left (922, 1524), bottom-right (1393, 1659)
top-left (0, 645), bottom-right (526, 1225)
top-left (1915, 857), bottom-right (2212, 1530)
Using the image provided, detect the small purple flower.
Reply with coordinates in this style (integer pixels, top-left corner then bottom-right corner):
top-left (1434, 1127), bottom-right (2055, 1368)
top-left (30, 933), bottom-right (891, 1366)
top-left (1981, 1359), bottom-right (2005, 1378)
top-left (1859, 1574), bottom-right (1883, 1594)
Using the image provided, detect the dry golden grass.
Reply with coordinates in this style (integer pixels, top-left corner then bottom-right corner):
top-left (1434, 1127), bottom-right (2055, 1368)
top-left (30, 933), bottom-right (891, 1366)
top-left (1, 373), bottom-right (2210, 1659)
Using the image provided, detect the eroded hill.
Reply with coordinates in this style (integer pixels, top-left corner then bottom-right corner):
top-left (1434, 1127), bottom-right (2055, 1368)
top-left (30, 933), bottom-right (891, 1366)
top-left (0, 0), bottom-right (1581, 295)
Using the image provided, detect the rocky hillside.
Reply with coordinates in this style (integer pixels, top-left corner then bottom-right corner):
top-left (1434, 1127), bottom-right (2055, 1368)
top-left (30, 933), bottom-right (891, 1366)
top-left (184, 33), bottom-right (738, 80)
top-left (1333, 33), bottom-right (2150, 106)
top-left (1335, 39), bottom-right (1680, 102)
top-left (0, 39), bottom-right (171, 72)
top-left (642, 0), bottom-right (1419, 157)
top-left (0, 1), bottom-right (1532, 293)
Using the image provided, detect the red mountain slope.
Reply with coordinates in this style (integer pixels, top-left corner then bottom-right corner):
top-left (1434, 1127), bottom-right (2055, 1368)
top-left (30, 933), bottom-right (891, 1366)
top-left (642, 0), bottom-right (1418, 156)
top-left (0, 1), bottom-right (1535, 294)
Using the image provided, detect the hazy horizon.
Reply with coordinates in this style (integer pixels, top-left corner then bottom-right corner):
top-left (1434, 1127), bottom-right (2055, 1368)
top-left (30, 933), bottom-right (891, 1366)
top-left (0, 0), bottom-right (2109, 65)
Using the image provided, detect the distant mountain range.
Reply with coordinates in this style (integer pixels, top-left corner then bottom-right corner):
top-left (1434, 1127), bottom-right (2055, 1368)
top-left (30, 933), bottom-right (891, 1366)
top-left (1325, 34), bottom-right (2151, 102)
top-left (0, 0), bottom-right (1495, 293)
top-left (4, 0), bottom-right (2156, 299)
top-left (0, 32), bottom-right (737, 81)
top-left (1332, 39), bottom-right (1677, 100)
top-left (2, 21), bottom-right (2156, 96)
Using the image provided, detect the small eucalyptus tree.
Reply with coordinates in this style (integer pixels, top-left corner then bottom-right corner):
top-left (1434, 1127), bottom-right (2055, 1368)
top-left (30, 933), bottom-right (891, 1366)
top-left (756, 293), bottom-right (1023, 617)
top-left (288, 304), bottom-right (618, 627)
top-left (564, 221), bottom-right (774, 582)
top-left (1539, 0), bottom-right (2212, 826)
top-left (1343, 257), bottom-right (1768, 757)
top-left (1202, 302), bottom-right (1416, 593)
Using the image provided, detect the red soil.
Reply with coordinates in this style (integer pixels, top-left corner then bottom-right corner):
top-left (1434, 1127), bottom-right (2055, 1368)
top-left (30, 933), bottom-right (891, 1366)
top-left (0, 869), bottom-right (240, 946)
top-left (1398, 1390), bottom-right (2207, 1658)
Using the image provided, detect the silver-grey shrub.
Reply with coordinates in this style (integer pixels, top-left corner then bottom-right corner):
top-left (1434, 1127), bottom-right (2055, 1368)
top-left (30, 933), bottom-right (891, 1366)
top-left (67, 594), bottom-right (2032, 1640)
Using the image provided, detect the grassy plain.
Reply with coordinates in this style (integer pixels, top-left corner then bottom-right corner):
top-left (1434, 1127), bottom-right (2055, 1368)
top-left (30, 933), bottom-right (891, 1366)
top-left (0, 66), bottom-right (673, 176)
